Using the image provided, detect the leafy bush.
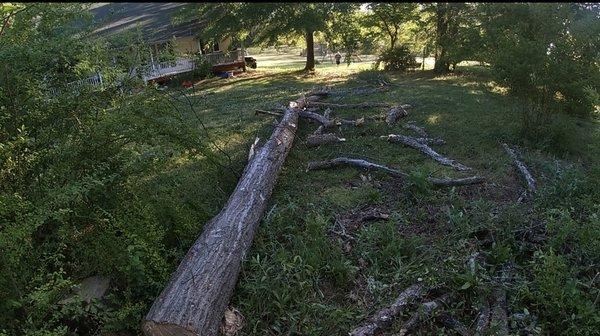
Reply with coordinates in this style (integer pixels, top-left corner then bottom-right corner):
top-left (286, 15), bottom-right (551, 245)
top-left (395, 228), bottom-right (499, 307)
top-left (375, 45), bottom-right (418, 71)
top-left (481, 4), bottom-right (600, 119)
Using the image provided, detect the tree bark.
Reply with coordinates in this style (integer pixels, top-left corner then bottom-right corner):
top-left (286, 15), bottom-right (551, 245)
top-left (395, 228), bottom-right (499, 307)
top-left (305, 28), bottom-right (315, 71)
top-left (142, 95), bottom-right (321, 336)
top-left (434, 3), bottom-right (451, 74)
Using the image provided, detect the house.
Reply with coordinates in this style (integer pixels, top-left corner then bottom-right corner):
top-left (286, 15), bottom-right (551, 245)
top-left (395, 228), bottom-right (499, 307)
top-left (89, 3), bottom-right (245, 84)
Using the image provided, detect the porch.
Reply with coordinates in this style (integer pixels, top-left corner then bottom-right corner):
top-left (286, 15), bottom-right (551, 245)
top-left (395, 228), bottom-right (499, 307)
top-left (140, 49), bottom-right (246, 84)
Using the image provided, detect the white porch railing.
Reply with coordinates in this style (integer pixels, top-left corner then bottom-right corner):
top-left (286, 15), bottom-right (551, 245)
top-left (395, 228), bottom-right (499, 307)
top-left (199, 49), bottom-right (244, 67)
top-left (140, 58), bottom-right (196, 83)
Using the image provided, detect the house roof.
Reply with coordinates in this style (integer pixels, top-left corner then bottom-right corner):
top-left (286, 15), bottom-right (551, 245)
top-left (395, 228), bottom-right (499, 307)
top-left (90, 3), bottom-right (203, 44)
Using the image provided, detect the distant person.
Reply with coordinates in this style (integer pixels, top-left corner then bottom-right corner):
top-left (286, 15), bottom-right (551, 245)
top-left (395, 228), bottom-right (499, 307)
top-left (334, 52), bottom-right (342, 65)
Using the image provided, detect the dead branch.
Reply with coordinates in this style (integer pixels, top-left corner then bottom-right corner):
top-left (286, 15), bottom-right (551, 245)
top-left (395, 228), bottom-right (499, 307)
top-left (386, 106), bottom-right (409, 125)
top-left (299, 110), bottom-right (339, 129)
top-left (349, 284), bottom-right (425, 336)
top-left (339, 117), bottom-right (366, 127)
top-left (501, 143), bottom-right (536, 194)
top-left (255, 109), bottom-right (282, 117)
top-left (383, 134), bottom-right (472, 171)
top-left (398, 294), bottom-right (450, 336)
top-left (306, 133), bottom-right (346, 148)
top-left (417, 137), bottom-right (446, 146)
top-left (404, 121), bottom-right (428, 137)
top-left (306, 157), bottom-right (484, 187)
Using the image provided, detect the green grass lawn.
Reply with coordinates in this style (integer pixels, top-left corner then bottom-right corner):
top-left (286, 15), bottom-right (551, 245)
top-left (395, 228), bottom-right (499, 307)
top-left (138, 55), bottom-right (600, 335)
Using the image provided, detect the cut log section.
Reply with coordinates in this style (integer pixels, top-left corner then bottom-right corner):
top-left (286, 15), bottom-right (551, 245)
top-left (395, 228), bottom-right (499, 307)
top-left (501, 143), bottom-right (536, 194)
top-left (306, 157), bottom-right (484, 187)
top-left (404, 121), bottom-right (428, 137)
top-left (142, 94), bottom-right (324, 336)
top-left (398, 294), bottom-right (450, 336)
top-left (306, 133), bottom-right (346, 148)
top-left (349, 284), bottom-right (424, 336)
top-left (386, 105), bottom-right (409, 125)
top-left (383, 134), bottom-right (472, 171)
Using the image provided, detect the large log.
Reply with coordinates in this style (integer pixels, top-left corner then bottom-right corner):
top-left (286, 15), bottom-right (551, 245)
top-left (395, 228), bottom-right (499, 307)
top-left (383, 134), bottom-right (472, 171)
top-left (142, 95), bottom-right (320, 336)
top-left (306, 157), bottom-right (484, 187)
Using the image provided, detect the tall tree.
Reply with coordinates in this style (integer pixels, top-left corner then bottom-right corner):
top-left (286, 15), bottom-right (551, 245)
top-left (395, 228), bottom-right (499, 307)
top-left (419, 3), bottom-right (481, 73)
top-left (366, 3), bottom-right (418, 49)
top-left (178, 3), bottom-right (357, 71)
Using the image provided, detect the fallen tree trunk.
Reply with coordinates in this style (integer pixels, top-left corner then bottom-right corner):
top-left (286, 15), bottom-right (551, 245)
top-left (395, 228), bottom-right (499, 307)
top-left (306, 133), bottom-right (346, 148)
top-left (501, 143), bottom-right (536, 194)
top-left (142, 95), bottom-right (322, 336)
top-left (349, 284), bottom-right (424, 336)
top-left (383, 134), bottom-right (472, 171)
top-left (306, 157), bottom-right (484, 187)
top-left (386, 106), bottom-right (409, 125)
top-left (398, 294), bottom-right (450, 336)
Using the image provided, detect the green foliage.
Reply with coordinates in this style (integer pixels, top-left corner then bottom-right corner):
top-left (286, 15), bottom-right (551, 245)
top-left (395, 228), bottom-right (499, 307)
top-left (365, 3), bottom-right (419, 50)
top-left (376, 45), bottom-right (417, 71)
top-left (480, 3), bottom-right (600, 118)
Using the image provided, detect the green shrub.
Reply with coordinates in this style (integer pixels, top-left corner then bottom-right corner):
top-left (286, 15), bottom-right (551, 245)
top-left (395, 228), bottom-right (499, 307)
top-left (375, 45), bottom-right (418, 71)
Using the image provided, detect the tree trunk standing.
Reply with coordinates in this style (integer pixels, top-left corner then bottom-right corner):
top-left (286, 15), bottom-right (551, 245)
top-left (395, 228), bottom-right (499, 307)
top-left (142, 102), bottom-right (308, 336)
top-left (390, 35), bottom-right (397, 49)
top-left (434, 3), bottom-right (450, 73)
top-left (305, 28), bottom-right (315, 71)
